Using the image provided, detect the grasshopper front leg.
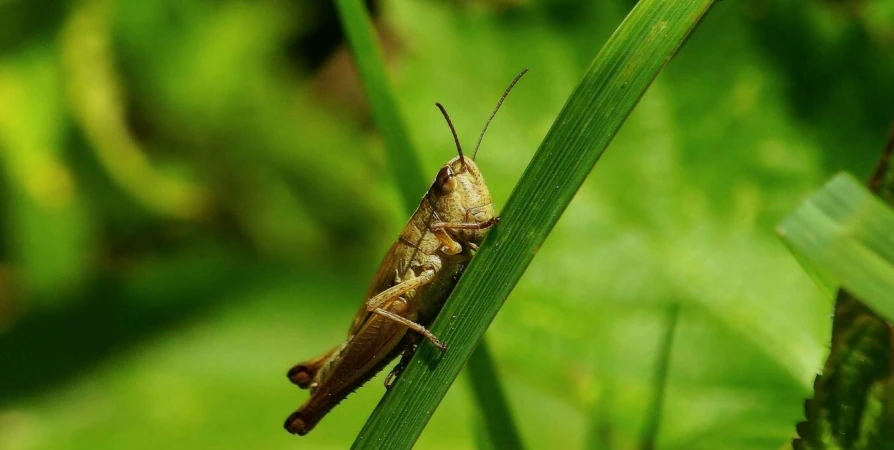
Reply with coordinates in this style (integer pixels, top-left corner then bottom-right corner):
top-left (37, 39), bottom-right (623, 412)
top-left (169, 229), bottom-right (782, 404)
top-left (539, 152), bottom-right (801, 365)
top-left (431, 216), bottom-right (501, 232)
top-left (372, 307), bottom-right (446, 351)
top-left (430, 217), bottom-right (500, 254)
top-left (364, 268), bottom-right (447, 351)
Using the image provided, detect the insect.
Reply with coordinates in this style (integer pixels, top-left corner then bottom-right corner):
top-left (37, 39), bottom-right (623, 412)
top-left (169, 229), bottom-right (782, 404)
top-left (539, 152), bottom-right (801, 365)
top-left (284, 69), bottom-right (527, 436)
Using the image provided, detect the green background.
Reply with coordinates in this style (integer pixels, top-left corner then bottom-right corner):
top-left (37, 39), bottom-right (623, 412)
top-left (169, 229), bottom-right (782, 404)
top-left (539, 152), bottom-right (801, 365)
top-left (1, 0), bottom-right (893, 449)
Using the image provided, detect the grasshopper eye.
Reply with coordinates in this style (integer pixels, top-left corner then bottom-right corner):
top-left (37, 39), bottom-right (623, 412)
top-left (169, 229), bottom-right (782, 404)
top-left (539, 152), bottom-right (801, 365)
top-left (435, 166), bottom-right (457, 194)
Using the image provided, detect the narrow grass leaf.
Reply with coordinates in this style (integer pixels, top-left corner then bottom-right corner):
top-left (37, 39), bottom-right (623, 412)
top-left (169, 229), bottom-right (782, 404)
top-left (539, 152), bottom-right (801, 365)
top-left (638, 303), bottom-right (680, 450)
top-left (465, 340), bottom-right (525, 450)
top-left (334, 0), bottom-right (427, 207)
top-left (352, 1), bottom-right (715, 448)
top-left (584, 378), bottom-right (616, 450)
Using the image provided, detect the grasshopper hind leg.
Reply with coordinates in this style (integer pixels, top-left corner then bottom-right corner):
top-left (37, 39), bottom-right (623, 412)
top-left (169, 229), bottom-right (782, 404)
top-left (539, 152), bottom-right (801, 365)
top-left (364, 269), bottom-right (447, 351)
top-left (287, 345), bottom-right (340, 389)
top-left (285, 411), bottom-right (311, 436)
top-left (371, 307), bottom-right (447, 351)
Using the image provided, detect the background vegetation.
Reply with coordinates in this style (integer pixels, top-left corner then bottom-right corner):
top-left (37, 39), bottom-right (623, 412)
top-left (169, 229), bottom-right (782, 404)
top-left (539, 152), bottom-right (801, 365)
top-left (1, 1), bottom-right (893, 449)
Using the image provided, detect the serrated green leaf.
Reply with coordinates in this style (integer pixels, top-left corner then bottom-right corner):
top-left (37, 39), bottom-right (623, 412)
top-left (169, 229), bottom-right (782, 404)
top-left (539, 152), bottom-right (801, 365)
top-left (788, 142), bottom-right (894, 450)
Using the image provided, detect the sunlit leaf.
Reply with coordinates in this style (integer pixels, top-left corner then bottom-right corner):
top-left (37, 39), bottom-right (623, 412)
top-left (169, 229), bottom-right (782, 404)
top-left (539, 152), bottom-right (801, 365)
top-left (778, 173), bottom-right (894, 323)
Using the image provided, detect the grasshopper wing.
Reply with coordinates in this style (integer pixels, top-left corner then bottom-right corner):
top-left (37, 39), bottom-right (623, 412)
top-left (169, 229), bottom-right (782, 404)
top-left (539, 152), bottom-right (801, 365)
top-left (285, 293), bottom-right (412, 434)
top-left (286, 231), bottom-right (425, 435)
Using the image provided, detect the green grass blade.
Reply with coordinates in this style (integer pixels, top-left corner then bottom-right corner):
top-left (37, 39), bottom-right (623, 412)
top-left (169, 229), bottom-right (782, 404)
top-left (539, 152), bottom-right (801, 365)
top-left (351, 1), bottom-right (715, 448)
top-left (334, 0), bottom-right (427, 207)
top-left (639, 304), bottom-right (680, 450)
top-left (584, 379), bottom-right (616, 450)
top-left (777, 173), bottom-right (894, 323)
top-left (465, 340), bottom-right (525, 450)
top-left (334, 1), bottom-right (524, 446)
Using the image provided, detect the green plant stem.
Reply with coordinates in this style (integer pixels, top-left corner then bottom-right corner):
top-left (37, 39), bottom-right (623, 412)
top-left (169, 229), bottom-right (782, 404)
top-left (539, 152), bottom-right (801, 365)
top-left (352, 1), bottom-right (715, 448)
top-left (584, 379), bottom-right (616, 450)
top-left (465, 340), bottom-right (525, 450)
top-left (334, 0), bottom-right (525, 447)
top-left (639, 303), bottom-right (680, 450)
top-left (334, 0), bottom-right (426, 209)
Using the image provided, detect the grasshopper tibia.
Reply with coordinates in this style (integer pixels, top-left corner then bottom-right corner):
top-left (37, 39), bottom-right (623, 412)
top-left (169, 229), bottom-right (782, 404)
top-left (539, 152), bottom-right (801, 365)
top-left (372, 307), bottom-right (447, 351)
top-left (362, 269), bottom-right (447, 351)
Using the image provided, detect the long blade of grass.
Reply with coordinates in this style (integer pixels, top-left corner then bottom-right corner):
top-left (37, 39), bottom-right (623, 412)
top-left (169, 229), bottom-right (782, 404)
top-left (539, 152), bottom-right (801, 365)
top-left (334, 1), bottom-right (525, 446)
top-left (465, 340), bottom-right (525, 450)
top-left (351, 1), bottom-right (715, 448)
top-left (334, 0), bottom-right (427, 207)
top-left (639, 303), bottom-right (680, 450)
top-left (584, 378), bottom-right (616, 450)
top-left (777, 173), bottom-right (894, 323)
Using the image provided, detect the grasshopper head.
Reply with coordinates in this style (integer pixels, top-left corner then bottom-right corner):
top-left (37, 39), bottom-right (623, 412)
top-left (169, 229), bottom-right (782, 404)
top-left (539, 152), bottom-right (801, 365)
top-left (429, 156), bottom-right (495, 248)
top-left (434, 156), bottom-right (491, 204)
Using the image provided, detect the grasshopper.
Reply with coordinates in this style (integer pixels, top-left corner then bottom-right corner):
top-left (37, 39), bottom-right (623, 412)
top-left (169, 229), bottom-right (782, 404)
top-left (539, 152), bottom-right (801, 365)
top-left (284, 69), bottom-right (527, 436)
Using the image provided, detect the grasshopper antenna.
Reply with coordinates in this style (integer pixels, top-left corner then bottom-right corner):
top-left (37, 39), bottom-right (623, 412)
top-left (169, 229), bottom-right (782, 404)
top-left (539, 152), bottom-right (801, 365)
top-left (472, 68), bottom-right (529, 161)
top-left (436, 102), bottom-right (465, 169)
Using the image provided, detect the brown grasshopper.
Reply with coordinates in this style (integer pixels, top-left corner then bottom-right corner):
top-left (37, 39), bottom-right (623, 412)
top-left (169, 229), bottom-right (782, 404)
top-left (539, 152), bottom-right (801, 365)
top-left (284, 69), bottom-right (527, 435)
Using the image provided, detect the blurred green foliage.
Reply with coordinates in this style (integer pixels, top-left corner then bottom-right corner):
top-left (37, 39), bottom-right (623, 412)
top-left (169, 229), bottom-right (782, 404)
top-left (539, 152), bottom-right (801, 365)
top-left (0, 1), bottom-right (892, 449)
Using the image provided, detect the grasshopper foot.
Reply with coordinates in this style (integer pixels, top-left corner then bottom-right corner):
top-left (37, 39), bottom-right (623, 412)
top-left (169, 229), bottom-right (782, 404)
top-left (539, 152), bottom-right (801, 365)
top-left (384, 365), bottom-right (402, 389)
top-left (431, 337), bottom-right (448, 352)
